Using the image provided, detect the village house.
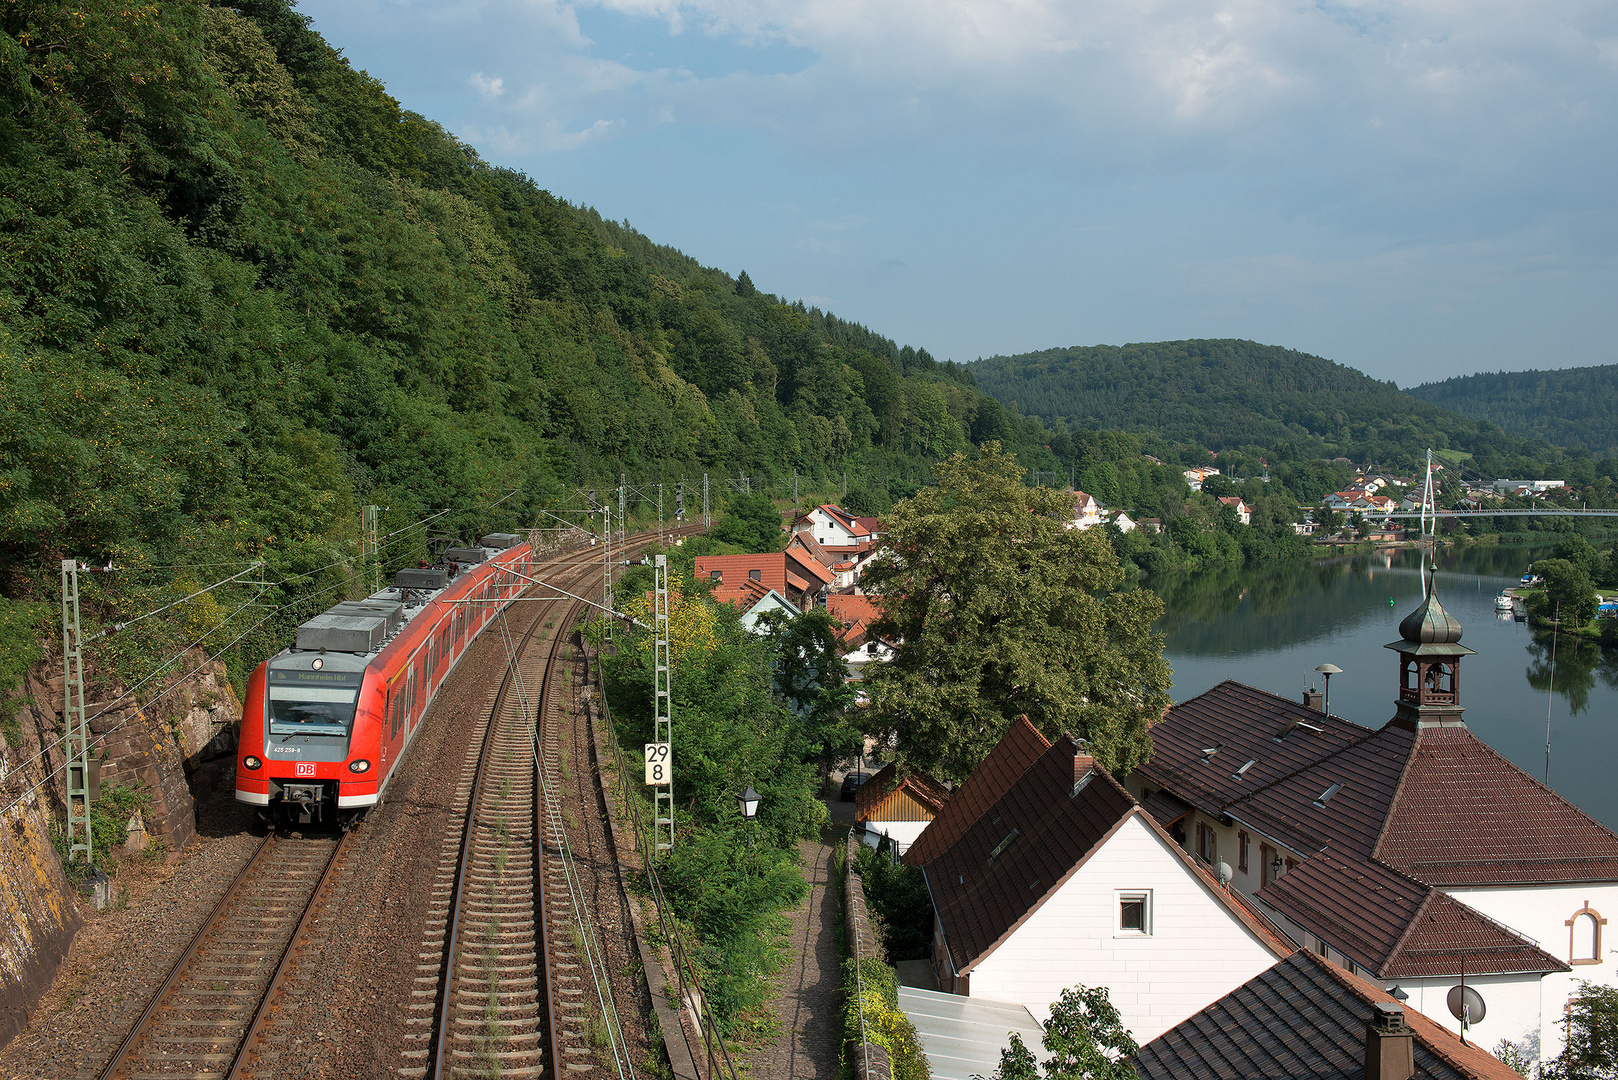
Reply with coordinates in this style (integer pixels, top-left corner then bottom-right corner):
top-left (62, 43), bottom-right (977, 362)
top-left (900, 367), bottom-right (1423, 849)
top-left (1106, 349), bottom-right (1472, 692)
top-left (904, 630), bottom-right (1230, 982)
top-left (1134, 949), bottom-right (1521, 1080)
top-left (695, 549), bottom-right (834, 612)
top-left (855, 762), bottom-right (951, 855)
top-left (1217, 496), bottom-right (1251, 525)
top-left (1111, 511), bottom-right (1139, 534)
top-left (903, 719), bottom-right (1292, 1045)
top-left (1185, 467), bottom-right (1221, 492)
top-left (1126, 578), bottom-right (1618, 1066)
top-left (792, 503), bottom-right (880, 553)
top-left (1065, 490), bottom-right (1106, 530)
top-left (825, 593), bottom-right (892, 683)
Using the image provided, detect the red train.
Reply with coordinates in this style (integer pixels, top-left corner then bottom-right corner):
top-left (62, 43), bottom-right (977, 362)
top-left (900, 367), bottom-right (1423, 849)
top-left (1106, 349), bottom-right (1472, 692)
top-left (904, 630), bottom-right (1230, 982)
top-left (235, 534), bottom-right (533, 824)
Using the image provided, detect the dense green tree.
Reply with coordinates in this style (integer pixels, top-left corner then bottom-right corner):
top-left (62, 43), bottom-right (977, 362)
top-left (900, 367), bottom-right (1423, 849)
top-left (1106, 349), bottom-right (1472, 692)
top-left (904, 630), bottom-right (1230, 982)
top-left (756, 607), bottom-right (861, 775)
top-left (1530, 558), bottom-right (1600, 629)
top-left (861, 444), bottom-right (1170, 782)
top-left (712, 491), bottom-right (786, 552)
top-left (1540, 982), bottom-right (1618, 1079)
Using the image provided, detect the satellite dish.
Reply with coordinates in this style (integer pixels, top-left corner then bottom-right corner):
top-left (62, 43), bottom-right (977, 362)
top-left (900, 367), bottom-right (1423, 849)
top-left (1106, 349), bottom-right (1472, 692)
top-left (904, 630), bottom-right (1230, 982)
top-left (1447, 985), bottom-right (1487, 1025)
top-left (1217, 861), bottom-right (1234, 884)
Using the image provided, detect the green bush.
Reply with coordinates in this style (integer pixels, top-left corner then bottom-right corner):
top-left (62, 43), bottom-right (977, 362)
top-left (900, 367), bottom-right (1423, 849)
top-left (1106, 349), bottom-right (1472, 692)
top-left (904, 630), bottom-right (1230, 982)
top-left (854, 840), bottom-right (932, 961)
top-left (842, 955), bottom-right (929, 1080)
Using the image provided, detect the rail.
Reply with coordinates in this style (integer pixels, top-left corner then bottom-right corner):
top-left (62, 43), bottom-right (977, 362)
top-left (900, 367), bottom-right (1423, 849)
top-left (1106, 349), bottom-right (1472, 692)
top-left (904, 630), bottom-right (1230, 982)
top-left (98, 831), bottom-right (350, 1079)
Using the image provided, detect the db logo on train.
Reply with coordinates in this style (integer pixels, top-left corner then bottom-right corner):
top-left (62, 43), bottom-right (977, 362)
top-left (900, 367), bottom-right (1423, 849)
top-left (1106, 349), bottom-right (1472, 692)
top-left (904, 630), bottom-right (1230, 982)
top-left (295, 762), bottom-right (317, 778)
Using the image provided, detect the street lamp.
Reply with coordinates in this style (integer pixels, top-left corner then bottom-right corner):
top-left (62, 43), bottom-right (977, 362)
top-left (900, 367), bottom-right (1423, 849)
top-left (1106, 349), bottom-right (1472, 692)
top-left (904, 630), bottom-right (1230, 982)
top-left (1315, 663), bottom-right (1342, 718)
top-left (1271, 854), bottom-right (1284, 881)
top-left (737, 785), bottom-right (761, 852)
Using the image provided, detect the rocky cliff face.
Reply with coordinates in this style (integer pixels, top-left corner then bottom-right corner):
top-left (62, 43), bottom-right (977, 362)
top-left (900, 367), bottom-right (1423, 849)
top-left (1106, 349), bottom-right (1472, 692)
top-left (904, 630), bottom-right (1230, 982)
top-left (0, 649), bottom-right (243, 1049)
top-left (0, 709), bottom-right (81, 1048)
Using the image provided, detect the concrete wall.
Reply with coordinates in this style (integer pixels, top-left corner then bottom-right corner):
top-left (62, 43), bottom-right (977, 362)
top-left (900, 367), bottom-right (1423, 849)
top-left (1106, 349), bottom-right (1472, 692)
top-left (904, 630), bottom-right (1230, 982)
top-left (967, 814), bottom-right (1282, 1044)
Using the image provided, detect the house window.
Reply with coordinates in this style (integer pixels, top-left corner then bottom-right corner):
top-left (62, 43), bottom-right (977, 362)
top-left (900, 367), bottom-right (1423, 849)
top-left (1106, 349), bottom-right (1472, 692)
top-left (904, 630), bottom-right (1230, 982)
top-left (710, 570), bottom-right (722, 582)
top-left (1197, 822), bottom-right (1217, 865)
top-left (1237, 831), bottom-right (1250, 873)
top-left (1117, 891), bottom-right (1152, 935)
top-left (749, 569), bottom-right (761, 582)
top-left (1569, 903), bottom-right (1608, 965)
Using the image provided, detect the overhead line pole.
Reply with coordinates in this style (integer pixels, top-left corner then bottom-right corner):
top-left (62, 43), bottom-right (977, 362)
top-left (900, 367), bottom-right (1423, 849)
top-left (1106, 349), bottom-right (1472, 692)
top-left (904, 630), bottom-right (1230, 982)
top-left (653, 554), bottom-right (674, 853)
top-left (60, 559), bottom-right (93, 865)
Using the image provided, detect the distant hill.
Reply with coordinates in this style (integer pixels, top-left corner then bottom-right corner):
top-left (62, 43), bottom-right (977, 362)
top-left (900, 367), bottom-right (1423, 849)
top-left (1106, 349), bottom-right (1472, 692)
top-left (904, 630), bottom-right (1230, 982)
top-left (1407, 367), bottom-right (1618, 458)
top-left (969, 339), bottom-right (1575, 473)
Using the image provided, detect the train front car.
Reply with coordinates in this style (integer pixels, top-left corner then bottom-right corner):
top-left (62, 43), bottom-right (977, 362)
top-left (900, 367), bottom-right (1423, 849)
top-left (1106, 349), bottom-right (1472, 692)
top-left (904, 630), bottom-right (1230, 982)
top-left (235, 532), bottom-right (530, 826)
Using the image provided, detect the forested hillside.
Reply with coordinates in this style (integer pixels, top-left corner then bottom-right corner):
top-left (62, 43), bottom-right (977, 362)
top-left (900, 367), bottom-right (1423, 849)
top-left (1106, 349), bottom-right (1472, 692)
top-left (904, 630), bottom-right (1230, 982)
top-left (1407, 367), bottom-right (1618, 457)
top-left (971, 339), bottom-right (1609, 480)
top-left (0, 0), bottom-right (1045, 666)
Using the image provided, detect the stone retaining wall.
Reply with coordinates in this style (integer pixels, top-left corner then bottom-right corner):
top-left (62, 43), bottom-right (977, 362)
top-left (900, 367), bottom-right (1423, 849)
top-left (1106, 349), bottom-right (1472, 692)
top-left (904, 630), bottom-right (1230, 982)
top-left (844, 833), bottom-right (894, 1080)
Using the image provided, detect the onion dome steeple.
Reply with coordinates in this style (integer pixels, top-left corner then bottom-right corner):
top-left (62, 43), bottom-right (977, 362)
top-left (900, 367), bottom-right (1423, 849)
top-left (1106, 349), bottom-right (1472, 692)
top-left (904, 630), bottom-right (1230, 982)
top-left (1384, 566), bottom-right (1475, 729)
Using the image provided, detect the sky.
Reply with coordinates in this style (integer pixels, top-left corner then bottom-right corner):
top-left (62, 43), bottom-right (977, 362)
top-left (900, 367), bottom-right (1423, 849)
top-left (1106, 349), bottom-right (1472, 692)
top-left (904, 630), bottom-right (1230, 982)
top-left (296, 0), bottom-right (1618, 384)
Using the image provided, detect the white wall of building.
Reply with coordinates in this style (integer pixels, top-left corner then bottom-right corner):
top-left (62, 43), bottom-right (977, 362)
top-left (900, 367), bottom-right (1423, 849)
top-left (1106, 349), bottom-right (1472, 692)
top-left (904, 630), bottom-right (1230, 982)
top-left (861, 819), bottom-right (930, 855)
top-left (965, 814), bottom-right (1282, 1044)
top-left (1445, 882), bottom-right (1618, 1060)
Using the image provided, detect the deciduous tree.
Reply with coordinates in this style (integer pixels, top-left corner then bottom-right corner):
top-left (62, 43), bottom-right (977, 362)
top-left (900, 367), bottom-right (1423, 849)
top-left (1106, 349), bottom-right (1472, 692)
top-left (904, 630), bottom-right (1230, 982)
top-left (862, 443), bottom-right (1170, 782)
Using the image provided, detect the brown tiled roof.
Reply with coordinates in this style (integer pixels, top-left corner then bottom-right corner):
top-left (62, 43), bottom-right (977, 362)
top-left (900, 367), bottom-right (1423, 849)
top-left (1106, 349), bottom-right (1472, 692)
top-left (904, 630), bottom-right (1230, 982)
top-left (1133, 681), bottom-right (1365, 819)
top-left (1132, 950), bottom-right (1525, 1080)
top-left (1140, 788), bottom-right (1192, 829)
top-left (855, 762), bottom-right (951, 820)
top-left (826, 593), bottom-right (884, 647)
top-left (788, 531), bottom-right (838, 568)
top-left (1373, 726), bottom-right (1618, 886)
top-left (1231, 721), bottom-right (1416, 861)
top-left (924, 738), bottom-right (1137, 974)
top-left (1257, 852), bottom-right (1564, 978)
top-left (903, 716), bottom-right (1050, 867)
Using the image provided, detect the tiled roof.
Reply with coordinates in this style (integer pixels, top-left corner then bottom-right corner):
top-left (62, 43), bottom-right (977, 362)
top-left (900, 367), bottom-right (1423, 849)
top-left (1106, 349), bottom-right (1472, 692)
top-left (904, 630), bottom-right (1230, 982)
top-left (1257, 852), bottom-right (1564, 978)
top-left (1132, 950), bottom-right (1525, 1080)
top-left (788, 531), bottom-right (838, 568)
top-left (1140, 788), bottom-right (1191, 829)
top-left (1373, 726), bottom-right (1618, 885)
top-left (827, 593), bottom-right (884, 646)
top-left (904, 716), bottom-right (1051, 868)
top-left (1231, 721), bottom-right (1415, 862)
top-left (924, 738), bottom-right (1137, 974)
top-left (1133, 681), bottom-right (1364, 819)
top-left (855, 762), bottom-right (951, 820)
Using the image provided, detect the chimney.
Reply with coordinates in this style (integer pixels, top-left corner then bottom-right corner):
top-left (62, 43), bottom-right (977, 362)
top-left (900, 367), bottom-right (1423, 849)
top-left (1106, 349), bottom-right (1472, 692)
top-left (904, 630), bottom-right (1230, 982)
top-left (1072, 739), bottom-right (1095, 779)
top-left (1363, 1001), bottom-right (1415, 1080)
top-left (1303, 686), bottom-right (1324, 712)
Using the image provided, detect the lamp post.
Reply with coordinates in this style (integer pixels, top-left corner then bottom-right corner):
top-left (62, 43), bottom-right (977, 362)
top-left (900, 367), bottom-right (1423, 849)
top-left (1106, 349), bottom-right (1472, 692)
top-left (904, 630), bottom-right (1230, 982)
top-left (1271, 854), bottom-right (1284, 882)
top-left (1315, 663), bottom-right (1342, 718)
top-left (737, 785), bottom-right (761, 853)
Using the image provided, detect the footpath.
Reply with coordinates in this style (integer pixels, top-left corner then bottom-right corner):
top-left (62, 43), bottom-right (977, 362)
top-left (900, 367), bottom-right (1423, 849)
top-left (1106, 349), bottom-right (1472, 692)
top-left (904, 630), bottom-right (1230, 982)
top-left (748, 801), bottom-right (851, 1079)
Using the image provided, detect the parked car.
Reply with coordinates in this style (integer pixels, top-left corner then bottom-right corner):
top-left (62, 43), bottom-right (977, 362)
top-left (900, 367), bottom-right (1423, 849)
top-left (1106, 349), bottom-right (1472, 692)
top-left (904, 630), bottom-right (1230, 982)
top-left (840, 772), bottom-right (869, 801)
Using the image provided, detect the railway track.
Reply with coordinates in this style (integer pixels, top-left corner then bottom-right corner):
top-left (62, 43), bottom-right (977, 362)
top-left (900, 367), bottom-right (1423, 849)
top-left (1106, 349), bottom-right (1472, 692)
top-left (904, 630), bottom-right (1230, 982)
top-left (98, 831), bottom-right (349, 1080)
top-left (99, 530), bottom-right (687, 1080)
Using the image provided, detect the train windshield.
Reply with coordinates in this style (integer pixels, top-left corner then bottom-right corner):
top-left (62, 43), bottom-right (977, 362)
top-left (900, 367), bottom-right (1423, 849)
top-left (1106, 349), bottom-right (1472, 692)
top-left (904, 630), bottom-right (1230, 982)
top-left (267, 669), bottom-right (363, 736)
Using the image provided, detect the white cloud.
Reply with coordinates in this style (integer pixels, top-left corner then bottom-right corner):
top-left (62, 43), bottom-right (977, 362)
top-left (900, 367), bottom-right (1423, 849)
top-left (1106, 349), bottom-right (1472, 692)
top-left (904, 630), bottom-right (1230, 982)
top-left (469, 72), bottom-right (505, 97)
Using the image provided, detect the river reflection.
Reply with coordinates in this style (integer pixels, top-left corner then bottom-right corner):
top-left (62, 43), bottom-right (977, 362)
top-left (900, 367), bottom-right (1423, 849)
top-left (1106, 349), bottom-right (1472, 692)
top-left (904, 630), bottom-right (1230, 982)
top-left (1156, 543), bottom-right (1618, 830)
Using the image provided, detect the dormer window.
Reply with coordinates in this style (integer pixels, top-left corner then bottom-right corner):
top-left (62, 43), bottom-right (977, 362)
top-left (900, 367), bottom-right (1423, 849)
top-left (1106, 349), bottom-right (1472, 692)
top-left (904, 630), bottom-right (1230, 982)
top-left (749, 569), bottom-right (761, 582)
top-left (710, 570), bottom-right (722, 582)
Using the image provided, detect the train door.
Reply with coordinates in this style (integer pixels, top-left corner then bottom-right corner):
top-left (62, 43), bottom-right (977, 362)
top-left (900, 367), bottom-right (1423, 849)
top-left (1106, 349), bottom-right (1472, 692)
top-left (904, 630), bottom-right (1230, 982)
top-left (406, 664), bottom-right (417, 733)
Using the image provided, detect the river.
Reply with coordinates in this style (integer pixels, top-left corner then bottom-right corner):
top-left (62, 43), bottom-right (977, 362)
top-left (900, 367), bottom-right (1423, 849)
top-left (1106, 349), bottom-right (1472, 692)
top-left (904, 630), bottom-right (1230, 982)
top-left (1155, 543), bottom-right (1618, 831)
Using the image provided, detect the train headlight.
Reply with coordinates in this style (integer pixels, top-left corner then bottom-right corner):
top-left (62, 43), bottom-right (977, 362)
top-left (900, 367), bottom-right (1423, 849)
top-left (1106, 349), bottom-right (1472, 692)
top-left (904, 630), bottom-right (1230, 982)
top-left (348, 759), bottom-right (372, 774)
top-left (243, 756), bottom-right (262, 770)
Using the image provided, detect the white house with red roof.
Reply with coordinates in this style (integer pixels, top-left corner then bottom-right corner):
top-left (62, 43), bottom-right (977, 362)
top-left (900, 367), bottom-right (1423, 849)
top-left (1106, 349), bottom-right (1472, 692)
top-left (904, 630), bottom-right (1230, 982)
top-left (793, 504), bottom-right (876, 551)
top-left (905, 720), bottom-right (1292, 1045)
top-left (1217, 496), bottom-right (1251, 525)
top-left (1129, 576), bottom-right (1618, 1066)
top-left (1065, 490), bottom-right (1105, 530)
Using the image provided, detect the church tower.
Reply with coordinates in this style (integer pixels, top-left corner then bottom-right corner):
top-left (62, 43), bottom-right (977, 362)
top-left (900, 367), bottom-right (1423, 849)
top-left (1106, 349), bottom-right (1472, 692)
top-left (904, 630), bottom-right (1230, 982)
top-left (1384, 570), bottom-right (1475, 729)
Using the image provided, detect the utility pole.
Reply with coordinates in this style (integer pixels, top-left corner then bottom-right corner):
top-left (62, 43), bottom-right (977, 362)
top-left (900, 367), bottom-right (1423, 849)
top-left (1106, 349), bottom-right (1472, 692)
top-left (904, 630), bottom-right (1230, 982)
top-left (702, 473), bottom-right (711, 532)
top-left (618, 473), bottom-right (627, 549)
top-left (360, 505), bottom-right (379, 596)
top-left (842, 470), bottom-right (847, 498)
top-left (792, 469), bottom-right (799, 517)
top-left (652, 555), bottom-right (674, 852)
top-left (60, 559), bottom-right (92, 865)
top-left (656, 482), bottom-right (664, 546)
top-left (601, 502), bottom-right (614, 648)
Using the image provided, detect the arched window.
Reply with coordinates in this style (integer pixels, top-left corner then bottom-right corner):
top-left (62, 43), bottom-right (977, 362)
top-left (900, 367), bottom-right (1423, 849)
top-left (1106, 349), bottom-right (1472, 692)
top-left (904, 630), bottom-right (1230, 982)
top-left (1568, 902), bottom-right (1607, 965)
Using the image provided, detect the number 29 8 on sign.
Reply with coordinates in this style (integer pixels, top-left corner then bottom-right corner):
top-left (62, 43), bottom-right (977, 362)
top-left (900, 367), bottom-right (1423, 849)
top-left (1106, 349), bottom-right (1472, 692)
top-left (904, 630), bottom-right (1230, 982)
top-left (644, 743), bottom-right (672, 785)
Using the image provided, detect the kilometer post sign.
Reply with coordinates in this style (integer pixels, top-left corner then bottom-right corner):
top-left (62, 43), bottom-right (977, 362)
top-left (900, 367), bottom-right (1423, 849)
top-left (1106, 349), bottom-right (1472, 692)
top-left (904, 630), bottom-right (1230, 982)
top-left (644, 743), bottom-right (671, 785)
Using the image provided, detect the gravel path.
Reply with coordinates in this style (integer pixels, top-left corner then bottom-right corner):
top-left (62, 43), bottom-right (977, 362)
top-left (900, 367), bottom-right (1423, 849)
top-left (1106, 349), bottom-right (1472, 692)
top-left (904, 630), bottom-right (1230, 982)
top-left (751, 826), bottom-right (842, 1080)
